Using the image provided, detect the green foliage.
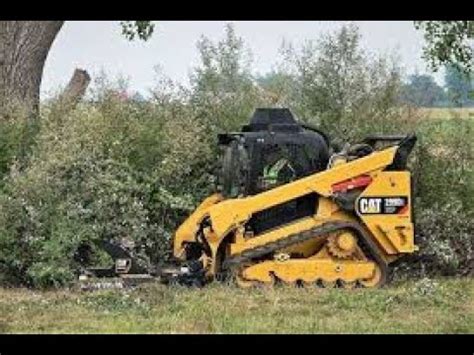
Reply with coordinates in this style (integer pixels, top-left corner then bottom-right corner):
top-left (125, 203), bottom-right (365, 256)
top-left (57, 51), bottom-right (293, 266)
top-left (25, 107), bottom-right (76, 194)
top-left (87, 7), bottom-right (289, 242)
top-left (256, 70), bottom-right (295, 104)
top-left (415, 203), bottom-right (473, 276)
top-left (0, 102), bottom-right (39, 186)
top-left (404, 116), bottom-right (474, 277)
top-left (400, 74), bottom-right (447, 107)
top-left (192, 24), bottom-right (253, 95)
top-left (120, 21), bottom-right (155, 41)
top-left (0, 87), bottom-right (214, 287)
top-left (415, 21), bottom-right (474, 74)
top-left (444, 64), bottom-right (474, 106)
top-left (414, 117), bottom-right (474, 209)
top-left (277, 24), bottom-right (406, 144)
top-left (190, 24), bottom-right (267, 134)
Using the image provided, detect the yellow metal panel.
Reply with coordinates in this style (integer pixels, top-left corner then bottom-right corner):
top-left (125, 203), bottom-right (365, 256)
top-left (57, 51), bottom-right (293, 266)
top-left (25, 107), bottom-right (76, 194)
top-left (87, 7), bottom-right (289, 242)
top-left (173, 193), bottom-right (223, 258)
top-left (357, 171), bottom-right (415, 254)
top-left (227, 204), bottom-right (355, 256)
top-left (209, 147), bottom-right (397, 238)
top-left (243, 259), bottom-right (376, 283)
top-left (229, 216), bottom-right (321, 255)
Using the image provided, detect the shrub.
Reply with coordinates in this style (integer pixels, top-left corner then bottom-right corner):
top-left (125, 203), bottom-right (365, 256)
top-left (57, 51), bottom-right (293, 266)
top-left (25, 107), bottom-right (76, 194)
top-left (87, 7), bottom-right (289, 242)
top-left (0, 102), bottom-right (39, 187)
top-left (413, 115), bottom-right (474, 211)
top-left (274, 23), bottom-right (408, 144)
top-left (403, 203), bottom-right (473, 277)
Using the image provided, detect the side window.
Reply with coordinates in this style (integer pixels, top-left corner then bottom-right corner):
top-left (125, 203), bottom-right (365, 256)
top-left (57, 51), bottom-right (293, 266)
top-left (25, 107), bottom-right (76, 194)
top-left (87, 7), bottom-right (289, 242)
top-left (258, 144), bottom-right (298, 191)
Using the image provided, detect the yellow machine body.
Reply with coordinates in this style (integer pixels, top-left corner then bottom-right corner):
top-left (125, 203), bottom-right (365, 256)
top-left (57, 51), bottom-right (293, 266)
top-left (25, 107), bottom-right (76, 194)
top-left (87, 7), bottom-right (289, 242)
top-left (173, 140), bottom-right (416, 288)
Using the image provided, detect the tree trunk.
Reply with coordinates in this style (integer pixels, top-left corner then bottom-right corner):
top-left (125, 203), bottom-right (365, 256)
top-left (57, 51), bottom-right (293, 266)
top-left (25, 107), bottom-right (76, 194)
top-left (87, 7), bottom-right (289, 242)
top-left (59, 68), bottom-right (91, 108)
top-left (0, 21), bottom-right (64, 118)
top-left (51, 68), bottom-right (91, 117)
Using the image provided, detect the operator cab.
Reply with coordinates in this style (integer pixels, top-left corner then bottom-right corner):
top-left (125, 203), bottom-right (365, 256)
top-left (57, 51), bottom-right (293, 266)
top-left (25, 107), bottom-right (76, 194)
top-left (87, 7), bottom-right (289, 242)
top-left (216, 108), bottom-right (330, 198)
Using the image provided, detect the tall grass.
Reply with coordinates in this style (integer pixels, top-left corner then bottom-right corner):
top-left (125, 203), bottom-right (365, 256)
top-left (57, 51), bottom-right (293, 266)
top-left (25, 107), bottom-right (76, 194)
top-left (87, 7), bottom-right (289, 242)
top-left (0, 278), bottom-right (472, 333)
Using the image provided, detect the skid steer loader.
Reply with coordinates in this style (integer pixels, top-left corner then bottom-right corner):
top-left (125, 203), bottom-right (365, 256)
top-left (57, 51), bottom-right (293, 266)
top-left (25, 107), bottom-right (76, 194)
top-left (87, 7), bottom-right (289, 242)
top-left (82, 108), bottom-right (417, 289)
top-left (157, 108), bottom-right (417, 288)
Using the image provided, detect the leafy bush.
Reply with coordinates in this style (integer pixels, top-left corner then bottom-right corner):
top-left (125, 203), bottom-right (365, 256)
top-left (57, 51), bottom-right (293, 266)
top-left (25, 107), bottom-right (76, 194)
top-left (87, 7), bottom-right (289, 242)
top-left (413, 116), bottom-right (474, 210)
top-left (0, 81), bottom-right (225, 287)
top-left (0, 102), bottom-right (38, 186)
top-left (269, 23), bottom-right (408, 144)
top-left (394, 203), bottom-right (474, 278)
top-left (419, 204), bottom-right (473, 276)
top-left (0, 104), bottom-right (151, 286)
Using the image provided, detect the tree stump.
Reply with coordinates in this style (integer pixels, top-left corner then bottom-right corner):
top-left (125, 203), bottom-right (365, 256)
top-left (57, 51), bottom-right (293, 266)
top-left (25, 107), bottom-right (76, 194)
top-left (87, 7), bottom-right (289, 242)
top-left (58, 68), bottom-right (91, 110)
top-left (49, 68), bottom-right (91, 118)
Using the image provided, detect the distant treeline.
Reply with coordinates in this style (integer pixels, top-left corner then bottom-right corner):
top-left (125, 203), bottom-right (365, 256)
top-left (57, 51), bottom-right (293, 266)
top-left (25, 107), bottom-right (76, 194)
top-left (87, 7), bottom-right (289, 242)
top-left (399, 65), bottom-right (474, 108)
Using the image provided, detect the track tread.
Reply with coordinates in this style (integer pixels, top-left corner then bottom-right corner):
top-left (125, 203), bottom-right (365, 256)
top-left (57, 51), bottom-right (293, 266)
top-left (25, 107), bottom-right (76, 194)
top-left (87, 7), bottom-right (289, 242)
top-left (223, 220), bottom-right (389, 288)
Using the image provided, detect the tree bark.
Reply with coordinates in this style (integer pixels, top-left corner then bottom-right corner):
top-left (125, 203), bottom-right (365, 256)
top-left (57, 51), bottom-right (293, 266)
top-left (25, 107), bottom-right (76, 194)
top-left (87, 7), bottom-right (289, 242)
top-left (0, 21), bottom-right (64, 117)
top-left (57, 68), bottom-right (91, 110)
top-left (49, 68), bottom-right (90, 120)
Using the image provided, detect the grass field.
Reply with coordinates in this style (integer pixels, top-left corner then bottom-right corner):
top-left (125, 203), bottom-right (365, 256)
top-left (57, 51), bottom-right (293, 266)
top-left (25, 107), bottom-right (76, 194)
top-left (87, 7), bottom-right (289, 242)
top-left (0, 277), bottom-right (472, 334)
top-left (419, 107), bottom-right (474, 120)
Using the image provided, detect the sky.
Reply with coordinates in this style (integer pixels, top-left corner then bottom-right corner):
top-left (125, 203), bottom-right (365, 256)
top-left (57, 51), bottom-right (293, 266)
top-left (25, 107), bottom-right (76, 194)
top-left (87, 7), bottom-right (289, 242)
top-left (41, 21), bottom-right (442, 98)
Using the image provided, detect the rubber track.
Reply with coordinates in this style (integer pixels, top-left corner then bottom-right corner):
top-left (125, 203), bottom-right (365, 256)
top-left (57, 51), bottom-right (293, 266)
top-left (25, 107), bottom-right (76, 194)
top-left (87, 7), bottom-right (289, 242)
top-left (222, 220), bottom-right (389, 286)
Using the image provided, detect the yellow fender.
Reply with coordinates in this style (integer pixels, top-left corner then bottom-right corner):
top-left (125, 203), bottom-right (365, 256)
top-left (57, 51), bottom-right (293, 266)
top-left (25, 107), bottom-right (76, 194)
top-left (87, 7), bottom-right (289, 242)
top-left (173, 193), bottom-right (224, 259)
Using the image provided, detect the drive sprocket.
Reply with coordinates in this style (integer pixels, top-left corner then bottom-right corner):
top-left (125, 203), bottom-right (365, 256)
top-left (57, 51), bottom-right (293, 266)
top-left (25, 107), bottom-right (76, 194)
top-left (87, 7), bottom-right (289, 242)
top-left (326, 231), bottom-right (358, 259)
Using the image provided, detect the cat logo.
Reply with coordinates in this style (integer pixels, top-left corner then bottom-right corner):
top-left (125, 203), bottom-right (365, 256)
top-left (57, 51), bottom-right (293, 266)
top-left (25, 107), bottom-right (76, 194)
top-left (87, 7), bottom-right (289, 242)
top-left (358, 197), bottom-right (382, 214)
top-left (357, 196), bottom-right (409, 215)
